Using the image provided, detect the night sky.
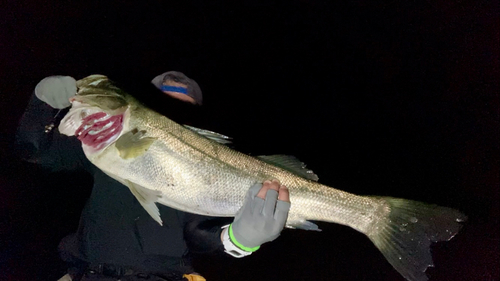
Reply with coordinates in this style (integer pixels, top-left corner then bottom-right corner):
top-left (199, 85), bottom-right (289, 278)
top-left (1, 1), bottom-right (498, 280)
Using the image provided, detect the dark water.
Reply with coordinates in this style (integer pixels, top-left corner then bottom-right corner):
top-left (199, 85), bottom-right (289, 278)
top-left (1, 1), bottom-right (498, 280)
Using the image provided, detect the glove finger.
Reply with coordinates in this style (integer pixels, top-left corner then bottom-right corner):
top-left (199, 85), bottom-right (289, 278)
top-left (252, 196), bottom-right (265, 216)
top-left (274, 200), bottom-right (291, 222)
top-left (262, 189), bottom-right (279, 216)
top-left (235, 183), bottom-right (264, 220)
top-left (248, 183), bottom-right (263, 198)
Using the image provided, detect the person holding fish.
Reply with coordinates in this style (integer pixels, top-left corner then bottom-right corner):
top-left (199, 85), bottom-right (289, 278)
top-left (16, 72), bottom-right (291, 281)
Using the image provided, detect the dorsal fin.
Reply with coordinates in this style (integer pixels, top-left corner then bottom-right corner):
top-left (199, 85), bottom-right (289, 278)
top-left (257, 155), bottom-right (319, 181)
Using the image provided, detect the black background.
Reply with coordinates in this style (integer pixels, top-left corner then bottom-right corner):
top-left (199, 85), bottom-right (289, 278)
top-left (0, 1), bottom-right (498, 280)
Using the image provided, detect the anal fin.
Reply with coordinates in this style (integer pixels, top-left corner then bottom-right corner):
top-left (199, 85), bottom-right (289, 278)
top-left (286, 218), bottom-right (321, 231)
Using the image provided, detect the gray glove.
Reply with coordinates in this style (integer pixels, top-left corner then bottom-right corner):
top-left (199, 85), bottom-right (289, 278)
top-left (229, 182), bottom-right (291, 252)
top-left (35, 76), bottom-right (77, 109)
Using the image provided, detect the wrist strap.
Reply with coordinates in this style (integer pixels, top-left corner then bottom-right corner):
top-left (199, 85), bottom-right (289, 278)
top-left (228, 224), bottom-right (260, 252)
top-left (221, 225), bottom-right (253, 258)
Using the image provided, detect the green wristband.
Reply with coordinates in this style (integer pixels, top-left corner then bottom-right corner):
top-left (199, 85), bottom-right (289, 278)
top-left (228, 224), bottom-right (261, 252)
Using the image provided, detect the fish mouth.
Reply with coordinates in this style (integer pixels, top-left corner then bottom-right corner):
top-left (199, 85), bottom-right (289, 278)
top-left (59, 101), bottom-right (126, 152)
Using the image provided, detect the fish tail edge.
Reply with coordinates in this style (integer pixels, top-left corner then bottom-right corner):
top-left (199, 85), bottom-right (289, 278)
top-left (367, 197), bottom-right (467, 281)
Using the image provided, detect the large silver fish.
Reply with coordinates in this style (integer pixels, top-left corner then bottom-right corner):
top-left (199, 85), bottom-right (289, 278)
top-left (59, 75), bottom-right (465, 281)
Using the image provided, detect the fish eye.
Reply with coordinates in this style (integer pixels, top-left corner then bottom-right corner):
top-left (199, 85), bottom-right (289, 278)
top-left (172, 77), bottom-right (180, 83)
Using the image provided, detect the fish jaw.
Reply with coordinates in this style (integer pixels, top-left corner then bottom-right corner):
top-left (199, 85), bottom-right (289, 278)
top-left (59, 101), bottom-right (130, 154)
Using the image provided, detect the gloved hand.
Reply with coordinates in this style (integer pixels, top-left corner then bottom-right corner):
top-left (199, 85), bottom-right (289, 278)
top-left (35, 76), bottom-right (77, 109)
top-left (229, 180), bottom-right (291, 252)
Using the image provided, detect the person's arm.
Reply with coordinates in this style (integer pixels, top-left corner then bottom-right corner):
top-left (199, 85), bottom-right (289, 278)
top-left (183, 180), bottom-right (290, 256)
top-left (183, 214), bottom-right (232, 254)
top-left (15, 76), bottom-right (93, 172)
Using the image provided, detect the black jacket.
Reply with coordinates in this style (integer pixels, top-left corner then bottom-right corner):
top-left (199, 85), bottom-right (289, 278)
top-left (15, 90), bottom-right (231, 275)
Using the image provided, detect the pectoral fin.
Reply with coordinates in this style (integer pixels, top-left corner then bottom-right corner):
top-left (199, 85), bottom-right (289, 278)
top-left (125, 179), bottom-right (163, 225)
top-left (115, 129), bottom-right (157, 159)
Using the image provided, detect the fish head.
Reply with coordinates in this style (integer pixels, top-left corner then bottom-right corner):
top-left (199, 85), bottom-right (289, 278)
top-left (72, 74), bottom-right (129, 112)
top-left (59, 74), bottom-right (131, 154)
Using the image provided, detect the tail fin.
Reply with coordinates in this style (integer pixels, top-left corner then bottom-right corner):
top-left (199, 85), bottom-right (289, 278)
top-left (367, 197), bottom-right (466, 281)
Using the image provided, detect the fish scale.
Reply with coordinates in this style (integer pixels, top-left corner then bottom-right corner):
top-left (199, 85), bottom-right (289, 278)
top-left (58, 74), bottom-right (466, 281)
top-left (130, 106), bottom-right (382, 231)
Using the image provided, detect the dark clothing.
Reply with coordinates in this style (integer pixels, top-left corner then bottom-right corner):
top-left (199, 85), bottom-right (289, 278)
top-left (66, 258), bottom-right (187, 281)
top-left (16, 92), bottom-right (232, 278)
